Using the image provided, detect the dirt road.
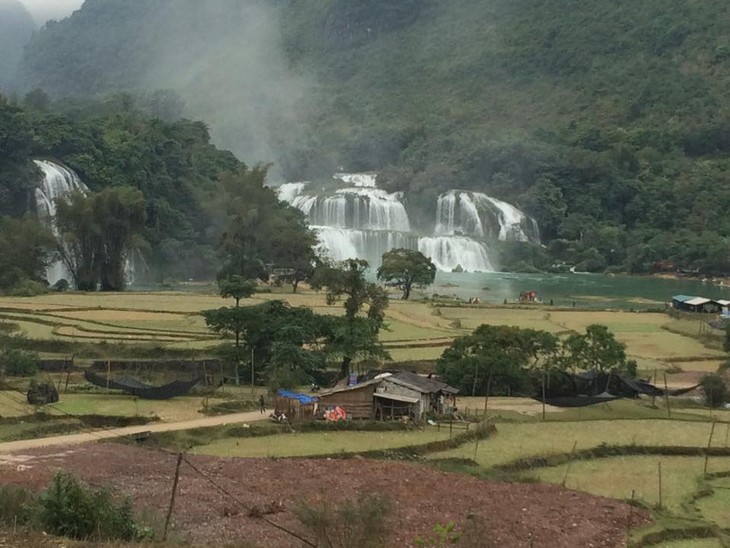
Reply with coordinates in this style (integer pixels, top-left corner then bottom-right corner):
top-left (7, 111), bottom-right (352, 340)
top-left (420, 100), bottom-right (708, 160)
top-left (0, 410), bottom-right (265, 454)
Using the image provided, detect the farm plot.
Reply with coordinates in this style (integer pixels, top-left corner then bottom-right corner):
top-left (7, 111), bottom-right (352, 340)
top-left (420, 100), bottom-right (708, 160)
top-left (526, 456), bottom-right (730, 513)
top-left (696, 476), bottom-right (730, 528)
top-left (436, 307), bottom-right (561, 332)
top-left (430, 419), bottom-right (722, 469)
top-left (190, 429), bottom-right (451, 458)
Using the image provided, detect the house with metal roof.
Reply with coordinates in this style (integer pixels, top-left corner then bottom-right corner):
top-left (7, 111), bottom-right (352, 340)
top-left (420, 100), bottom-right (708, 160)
top-left (672, 295), bottom-right (721, 313)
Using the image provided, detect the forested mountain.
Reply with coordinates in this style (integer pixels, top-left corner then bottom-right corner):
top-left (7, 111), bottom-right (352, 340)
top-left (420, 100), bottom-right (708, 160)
top-left (0, 93), bottom-right (316, 289)
top-left (12, 0), bottom-right (730, 274)
top-left (0, 0), bottom-right (36, 91)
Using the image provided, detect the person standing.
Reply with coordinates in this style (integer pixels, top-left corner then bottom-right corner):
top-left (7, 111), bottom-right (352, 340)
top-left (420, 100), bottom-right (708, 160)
top-left (259, 394), bottom-right (266, 414)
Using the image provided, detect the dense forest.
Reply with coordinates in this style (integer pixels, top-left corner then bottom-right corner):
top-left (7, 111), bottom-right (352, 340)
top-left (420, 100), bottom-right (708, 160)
top-left (6, 0), bottom-right (730, 274)
top-left (0, 91), bottom-right (316, 291)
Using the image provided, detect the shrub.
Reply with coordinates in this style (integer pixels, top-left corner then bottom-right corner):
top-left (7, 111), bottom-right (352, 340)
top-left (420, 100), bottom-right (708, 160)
top-left (700, 374), bottom-right (727, 408)
top-left (0, 484), bottom-right (36, 527)
top-left (8, 279), bottom-right (49, 297)
top-left (39, 473), bottom-right (140, 541)
top-left (294, 492), bottom-right (392, 548)
top-left (0, 348), bottom-right (39, 376)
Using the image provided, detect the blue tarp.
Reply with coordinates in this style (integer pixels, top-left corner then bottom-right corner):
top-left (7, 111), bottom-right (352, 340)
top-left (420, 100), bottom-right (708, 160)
top-left (277, 390), bottom-right (318, 404)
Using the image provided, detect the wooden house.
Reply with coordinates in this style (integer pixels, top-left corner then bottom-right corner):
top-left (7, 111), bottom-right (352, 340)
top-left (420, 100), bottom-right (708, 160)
top-left (274, 390), bottom-right (318, 422)
top-left (317, 379), bottom-right (380, 420)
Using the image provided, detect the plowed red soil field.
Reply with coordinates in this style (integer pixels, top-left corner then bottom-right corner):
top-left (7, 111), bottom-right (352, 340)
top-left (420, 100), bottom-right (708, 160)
top-left (0, 443), bottom-right (649, 547)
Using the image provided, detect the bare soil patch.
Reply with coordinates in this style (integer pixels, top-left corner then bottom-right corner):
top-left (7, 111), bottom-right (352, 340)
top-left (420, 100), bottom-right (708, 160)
top-left (0, 443), bottom-right (649, 547)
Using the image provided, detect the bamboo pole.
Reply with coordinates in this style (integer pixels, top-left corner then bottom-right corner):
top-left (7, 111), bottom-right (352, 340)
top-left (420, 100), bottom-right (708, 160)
top-left (658, 461), bottom-right (663, 509)
top-left (541, 369), bottom-right (547, 421)
top-left (163, 453), bottom-right (184, 541)
top-left (663, 374), bottom-right (671, 418)
top-left (483, 370), bottom-right (493, 419)
top-left (704, 421), bottom-right (717, 475)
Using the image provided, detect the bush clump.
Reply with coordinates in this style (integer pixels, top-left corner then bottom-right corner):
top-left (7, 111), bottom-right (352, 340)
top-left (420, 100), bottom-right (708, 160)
top-left (39, 473), bottom-right (143, 541)
top-left (294, 492), bottom-right (392, 548)
top-left (700, 374), bottom-right (727, 408)
top-left (0, 347), bottom-right (40, 376)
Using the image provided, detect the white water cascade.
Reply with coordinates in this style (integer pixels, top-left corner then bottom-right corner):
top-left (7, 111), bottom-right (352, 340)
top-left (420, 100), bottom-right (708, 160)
top-left (278, 174), bottom-right (539, 272)
top-left (34, 160), bottom-right (88, 286)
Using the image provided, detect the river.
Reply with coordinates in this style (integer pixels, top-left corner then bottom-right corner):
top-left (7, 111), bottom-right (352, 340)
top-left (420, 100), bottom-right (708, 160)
top-left (426, 272), bottom-right (730, 310)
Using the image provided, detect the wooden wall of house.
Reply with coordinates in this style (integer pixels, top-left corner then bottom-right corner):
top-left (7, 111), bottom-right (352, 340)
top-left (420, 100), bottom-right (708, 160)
top-left (378, 379), bottom-right (427, 417)
top-left (319, 385), bottom-right (375, 419)
top-left (274, 397), bottom-right (316, 422)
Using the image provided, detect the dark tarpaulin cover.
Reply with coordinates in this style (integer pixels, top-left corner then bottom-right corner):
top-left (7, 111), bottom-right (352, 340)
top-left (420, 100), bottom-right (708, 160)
top-left (84, 370), bottom-right (200, 400)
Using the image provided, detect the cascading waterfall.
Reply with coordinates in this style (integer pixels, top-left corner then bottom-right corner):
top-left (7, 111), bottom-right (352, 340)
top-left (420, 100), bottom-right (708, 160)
top-left (34, 160), bottom-right (88, 286)
top-left (277, 174), bottom-right (539, 272)
top-left (33, 160), bottom-right (138, 288)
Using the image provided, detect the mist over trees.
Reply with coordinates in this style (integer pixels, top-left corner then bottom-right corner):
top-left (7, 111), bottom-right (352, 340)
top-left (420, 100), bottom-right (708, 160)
top-left (0, 91), bottom-right (319, 290)
top-left (4, 0), bottom-right (730, 275)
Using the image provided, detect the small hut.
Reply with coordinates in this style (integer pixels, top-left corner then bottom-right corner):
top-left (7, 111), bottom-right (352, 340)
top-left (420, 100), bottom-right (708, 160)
top-left (274, 390), bottom-right (318, 422)
top-left (317, 379), bottom-right (381, 420)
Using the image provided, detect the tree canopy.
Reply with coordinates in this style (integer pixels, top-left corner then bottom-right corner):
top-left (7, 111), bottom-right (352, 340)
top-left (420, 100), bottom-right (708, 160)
top-left (377, 248), bottom-right (436, 300)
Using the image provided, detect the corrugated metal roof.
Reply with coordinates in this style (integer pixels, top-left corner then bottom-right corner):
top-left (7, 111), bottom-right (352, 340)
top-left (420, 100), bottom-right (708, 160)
top-left (374, 393), bottom-right (419, 404)
top-left (685, 297), bottom-right (711, 306)
top-left (318, 378), bottom-right (381, 397)
top-left (672, 295), bottom-right (695, 303)
top-left (717, 300), bottom-right (730, 306)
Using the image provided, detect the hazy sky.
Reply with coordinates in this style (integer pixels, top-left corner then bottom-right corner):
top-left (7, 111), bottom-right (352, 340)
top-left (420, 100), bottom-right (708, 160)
top-left (19, 0), bottom-right (83, 23)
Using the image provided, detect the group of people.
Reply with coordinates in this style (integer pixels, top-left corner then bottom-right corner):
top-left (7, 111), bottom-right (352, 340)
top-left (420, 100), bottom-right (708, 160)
top-left (467, 296), bottom-right (481, 304)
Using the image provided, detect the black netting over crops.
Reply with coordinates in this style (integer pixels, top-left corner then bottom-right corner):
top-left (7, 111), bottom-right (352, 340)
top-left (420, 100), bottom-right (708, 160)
top-left (84, 370), bottom-right (200, 400)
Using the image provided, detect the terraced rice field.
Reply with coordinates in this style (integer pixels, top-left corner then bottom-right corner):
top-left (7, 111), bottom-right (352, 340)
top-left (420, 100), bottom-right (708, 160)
top-left (189, 429), bottom-right (451, 458)
top-left (430, 419), bottom-right (725, 469)
top-left (528, 456), bottom-right (730, 513)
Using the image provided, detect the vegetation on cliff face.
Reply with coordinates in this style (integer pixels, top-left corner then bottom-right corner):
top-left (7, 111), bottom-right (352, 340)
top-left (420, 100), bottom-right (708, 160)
top-left (10, 0), bottom-right (730, 274)
top-left (0, 92), bottom-right (316, 288)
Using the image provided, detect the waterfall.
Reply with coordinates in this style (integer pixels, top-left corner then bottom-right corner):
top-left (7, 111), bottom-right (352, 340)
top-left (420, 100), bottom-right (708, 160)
top-left (34, 160), bottom-right (88, 286)
top-left (277, 176), bottom-right (538, 272)
top-left (434, 190), bottom-right (484, 237)
top-left (313, 226), bottom-right (418, 266)
top-left (418, 237), bottom-right (495, 272)
top-left (484, 196), bottom-right (531, 242)
top-left (334, 172), bottom-right (377, 188)
top-left (277, 182), bottom-right (307, 203)
top-left (34, 160), bottom-right (139, 288)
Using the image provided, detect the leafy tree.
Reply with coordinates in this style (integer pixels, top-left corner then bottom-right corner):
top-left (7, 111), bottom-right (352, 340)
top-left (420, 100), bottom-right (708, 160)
top-left (437, 325), bottom-right (556, 396)
top-left (563, 324), bottom-right (633, 375)
top-left (0, 215), bottom-right (56, 292)
top-left (203, 300), bottom-right (328, 385)
top-left (217, 275), bottom-right (256, 307)
top-left (377, 248), bottom-right (436, 300)
top-left (311, 259), bottom-right (389, 378)
top-left (55, 186), bottom-right (145, 291)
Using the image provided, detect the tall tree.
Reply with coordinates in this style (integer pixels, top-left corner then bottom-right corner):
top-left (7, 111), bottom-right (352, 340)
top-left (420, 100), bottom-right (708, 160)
top-left (377, 248), bottom-right (436, 300)
top-left (55, 186), bottom-right (145, 291)
top-left (217, 275), bottom-right (256, 307)
top-left (311, 259), bottom-right (389, 378)
top-left (437, 325), bottom-right (554, 396)
top-left (563, 324), bottom-right (632, 374)
top-left (0, 215), bottom-right (56, 292)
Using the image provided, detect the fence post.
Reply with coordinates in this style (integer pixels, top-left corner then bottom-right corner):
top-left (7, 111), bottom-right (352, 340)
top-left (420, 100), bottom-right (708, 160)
top-left (657, 461), bottom-right (663, 509)
top-left (163, 453), bottom-right (184, 541)
top-left (704, 421), bottom-right (717, 475)
top-left (561, 440), bottom-right (578, 487)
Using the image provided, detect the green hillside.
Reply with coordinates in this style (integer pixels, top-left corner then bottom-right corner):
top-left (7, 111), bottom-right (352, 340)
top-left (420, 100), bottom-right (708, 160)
top-left (15, 0), bottom-right (730, 274)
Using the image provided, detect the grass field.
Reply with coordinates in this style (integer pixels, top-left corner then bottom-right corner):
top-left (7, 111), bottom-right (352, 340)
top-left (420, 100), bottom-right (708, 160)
top-left (527, 456), bottom-right (730, 513)
top-left (0, 290), bottom-right (725, 370)
top-left (430, 419), bottom-right (725, 469)
top-left (189, 428), bottom-right (451, 458)
top-left (49, 393), bottom-right (219, 422)
top-left (696, 476), bottom-right (730, 528)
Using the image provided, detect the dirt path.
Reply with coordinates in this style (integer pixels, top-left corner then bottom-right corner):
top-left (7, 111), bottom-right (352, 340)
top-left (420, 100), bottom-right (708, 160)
top-left (0, 410), bottom-right (265, 454)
